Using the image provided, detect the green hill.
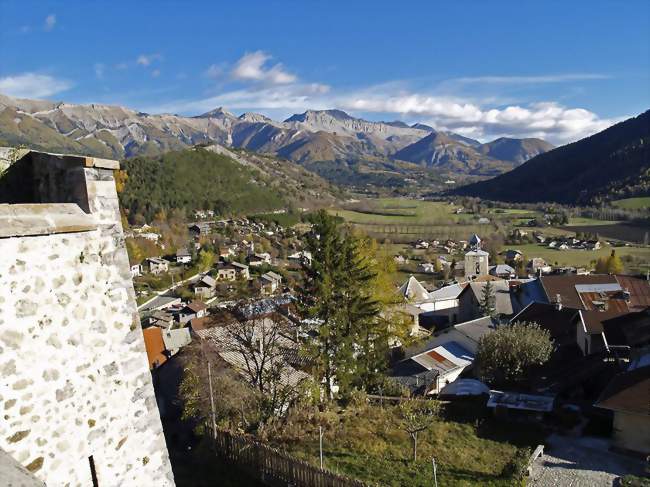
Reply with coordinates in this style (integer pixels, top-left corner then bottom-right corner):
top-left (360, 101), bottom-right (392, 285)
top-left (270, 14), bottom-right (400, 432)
top-left (120, 148), bottom-right (289, 222)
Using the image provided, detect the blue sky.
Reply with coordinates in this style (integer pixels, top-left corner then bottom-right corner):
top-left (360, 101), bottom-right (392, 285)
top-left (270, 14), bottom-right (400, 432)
top-left (0, 0), bottom-right (648, 143)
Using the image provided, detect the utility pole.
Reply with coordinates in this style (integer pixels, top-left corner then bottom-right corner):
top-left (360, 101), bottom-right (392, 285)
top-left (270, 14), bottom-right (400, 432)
top-left (432, 457), bottom-right (438, 487)
top-left (207, 361), bottom-right (216, 439)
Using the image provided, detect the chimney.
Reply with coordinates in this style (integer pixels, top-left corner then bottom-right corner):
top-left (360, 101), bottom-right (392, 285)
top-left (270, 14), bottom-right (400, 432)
top-left (555, 294), bottom-right (562, 311)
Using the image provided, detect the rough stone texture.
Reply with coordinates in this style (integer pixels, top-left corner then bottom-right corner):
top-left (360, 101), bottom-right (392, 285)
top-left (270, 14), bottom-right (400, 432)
top-left (0, 151), bottom-right (175, 486)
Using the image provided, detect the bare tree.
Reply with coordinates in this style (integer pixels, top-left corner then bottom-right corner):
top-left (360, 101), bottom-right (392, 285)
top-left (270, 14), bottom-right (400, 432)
top-left (222, 311), bottom-right (308, 420)
top-left (395, 399), bottom-right (439, 462)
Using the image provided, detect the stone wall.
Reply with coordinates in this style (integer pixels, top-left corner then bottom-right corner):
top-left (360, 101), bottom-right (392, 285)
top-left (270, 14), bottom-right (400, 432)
top-left (0, 152), bottom-right (175, 486)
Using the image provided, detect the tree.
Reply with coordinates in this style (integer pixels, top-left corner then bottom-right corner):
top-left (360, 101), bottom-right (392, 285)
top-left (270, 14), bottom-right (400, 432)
top-left (299, 210), bottom-right (395, 398)
top-left (179, 339), bottom-right (261, 435)
top-left (395, 399), bottom-right (439, 462)
top-left (222, 311), bottom-right (307, 421)
top-left (596, 250), bottom-right (625, 274)
top-left (478, 281), bottom-right (496, 317)
top-left (476, 322), bottom-right (553, 386)
top-left (198, 249), bottom-right (215, 272)
top-left (606, 250), bottom-right (624, 274)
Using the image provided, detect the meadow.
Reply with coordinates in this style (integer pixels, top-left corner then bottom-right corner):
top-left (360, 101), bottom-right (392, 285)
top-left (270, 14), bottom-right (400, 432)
top-left (331, 197), bottom-right (650, 275)
top-left (612, 197), bottom-right (650, 210)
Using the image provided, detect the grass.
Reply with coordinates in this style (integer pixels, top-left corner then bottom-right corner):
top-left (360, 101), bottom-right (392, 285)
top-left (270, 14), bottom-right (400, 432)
top-left (567, 217), bottom-right (620, 226)
top-left (271, 402), bottom-right (543, 487)
top-left (611, 196), bottom-right (650, 210)
top-left (514, 243), bottom-right (650, 269)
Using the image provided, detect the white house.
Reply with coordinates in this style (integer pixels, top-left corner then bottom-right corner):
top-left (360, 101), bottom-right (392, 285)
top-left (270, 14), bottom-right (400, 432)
top-left (146, 257), bottom-right (169, 275)
top-left (176, 248), bottom-right (192, 264)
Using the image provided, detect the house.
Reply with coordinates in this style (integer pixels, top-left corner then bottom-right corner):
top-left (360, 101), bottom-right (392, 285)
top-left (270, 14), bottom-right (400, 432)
top-left (457, 280), bottom-right (522, 322)
top-left (585, 240), bottom-right (602, 250)
top-left (130, 263), bottom-right (142, 277)
top-left (489, 264), bottom-right (515, 279)
top-left (231, 261), bottom-right (250, 280)
top-left (534, 234), bottom-right (546, 244)
top-left (139, 232), bottom-right (160, 242)
top-left (219, 246), bottom-right (235, 259)
top-left (288, 250), bottom-right (313, 266)
top-left (178, 301), bottom-right (208, 324)
top-left (391, 340), bottom-right (479, 395)
top-left (602, 309), bottom-right (650, 349)
top-left (502, 249), bottom-right (523, 263)
top-left (248, 252), bottom-right (271, 267)
top-left (148, 310), bottom-right (176, 329)
top-left (394, 255), bottom-right (409, 265)
top-left (399, 276), bottom-right (430, 303)
top-left (146, 257), bottom-right (169, 275)
top-left (194, 317), bottom-right (310, 400)
top-left (413, 239), bottom-right (430, 249)
top-left (176, 248), bottom-right (192, 264)
top-left (405, 316), bottom-right (498, 358)
top-left (162, 327), bottom-right (192, 356)
top-left (595, 357), bottom-right (650, 455)
top-left (537, 274), bottom-right (650, 355)
top-left (558, 243), bottom-right (570, 250)
top-left (143, 327), bottom-right (168, 369)
top-left (417, 262), bottom-right (436, 274)
top-left (478, 217), bottom-right (490, 224)
top-left (527, 257), bottom-right (551, 275)
top-left (548, 241), bottom-right (558, 248)
top-left (189, 222), bottom-right (211, 237)
top-left (215, 263), bottom-right (237, 281)
top-left (193, 275), bottom-right (217, 298)
top-left (510, 302), bottom-right (579, 351)
top-left (260, 271), bottom-right (282, 294)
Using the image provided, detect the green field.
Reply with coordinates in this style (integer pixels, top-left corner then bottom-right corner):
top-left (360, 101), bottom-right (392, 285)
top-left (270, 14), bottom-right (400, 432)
top-left (612, 197), bottom-right (650, 210)
top-left (513, 243), bottom-right (650, 269)
top-left (272, 402), bottom-right (543, 487)
top-left (333, 197), bottom-right (650, 273)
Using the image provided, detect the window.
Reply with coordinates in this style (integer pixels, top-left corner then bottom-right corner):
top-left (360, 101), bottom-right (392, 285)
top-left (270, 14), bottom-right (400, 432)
top-left (89, 456), bottom-right (99, 487)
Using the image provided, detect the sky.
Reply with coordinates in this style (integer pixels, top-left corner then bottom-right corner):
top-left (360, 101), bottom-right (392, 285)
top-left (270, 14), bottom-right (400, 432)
top-left (0, 0), bottom-right (649, 144)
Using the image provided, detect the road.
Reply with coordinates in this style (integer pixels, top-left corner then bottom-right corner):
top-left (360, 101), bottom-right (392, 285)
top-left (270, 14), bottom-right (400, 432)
top-left (137, 272), bottom-right (202, 313)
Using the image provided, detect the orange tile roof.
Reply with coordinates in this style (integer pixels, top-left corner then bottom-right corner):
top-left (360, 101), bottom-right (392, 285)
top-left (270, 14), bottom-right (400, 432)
top-left (143, 327), bottom-right (167, 369)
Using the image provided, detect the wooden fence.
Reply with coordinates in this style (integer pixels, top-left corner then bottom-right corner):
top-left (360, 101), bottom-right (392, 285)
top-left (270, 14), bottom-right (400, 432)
top-left (213, 428), bottom-right (368, 487)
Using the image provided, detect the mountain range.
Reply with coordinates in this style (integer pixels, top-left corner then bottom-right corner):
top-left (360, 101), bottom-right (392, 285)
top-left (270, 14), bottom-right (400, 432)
top-left (453, 110), bottom-right (650, 205)
top-left (0, 94), bottom-right (552, 186)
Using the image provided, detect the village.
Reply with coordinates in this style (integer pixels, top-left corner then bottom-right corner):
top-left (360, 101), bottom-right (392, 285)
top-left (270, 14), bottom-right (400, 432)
top-left (130, 208), bottom-right (650, 486)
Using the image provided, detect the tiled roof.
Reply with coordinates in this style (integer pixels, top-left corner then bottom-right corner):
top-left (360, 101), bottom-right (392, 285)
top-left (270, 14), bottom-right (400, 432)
top-left (595, 363), bottom-right (650, 416)
top-left (186, 301), bottom-right (207, 313)
top-left (602, 309), bottom-right (650, 347)
top-left (539, 275), bottom-right (618, 309)
top-left (143, 327), bottom-right (167, 369)
top-left (399, 276), bottom-right (429, 302)
top-left (511, 302), bottom-right (578, 343)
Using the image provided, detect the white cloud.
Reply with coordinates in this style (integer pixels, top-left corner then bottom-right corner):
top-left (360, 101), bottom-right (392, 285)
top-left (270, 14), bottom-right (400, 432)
top-left (0, 73), bottom-right (72, 99)
top-left (151, 69), bottom-right (161, 78)
top-left (44, 14), bottom-right (56, 31)
top-left (205, 63), bottom-right (226, 79)
top-left (147, 50), bottom-right (618, 145)
top-left (136, 53), bottom-right (162, 67)
top-left (94, 63), bottom-right (105, 79)
top-left (231, 51), bottom-right (296, 84)
top-left (451, 73), bottom-right (611, 85)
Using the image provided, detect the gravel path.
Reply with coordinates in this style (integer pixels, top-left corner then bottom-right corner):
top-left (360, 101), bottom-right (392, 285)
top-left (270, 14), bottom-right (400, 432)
top-left (529, 434), bottom-right (646, 486)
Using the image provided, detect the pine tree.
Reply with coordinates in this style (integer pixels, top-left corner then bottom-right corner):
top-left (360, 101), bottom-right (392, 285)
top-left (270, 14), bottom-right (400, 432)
top-left (479, 280), bottom-right (496, 317)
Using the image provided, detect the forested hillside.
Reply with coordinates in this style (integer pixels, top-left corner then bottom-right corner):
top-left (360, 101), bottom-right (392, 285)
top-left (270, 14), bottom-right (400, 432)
top-left (453, 110), bottom-right (650, 204)
top-left (119, 148), bottom-right (287, 223)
